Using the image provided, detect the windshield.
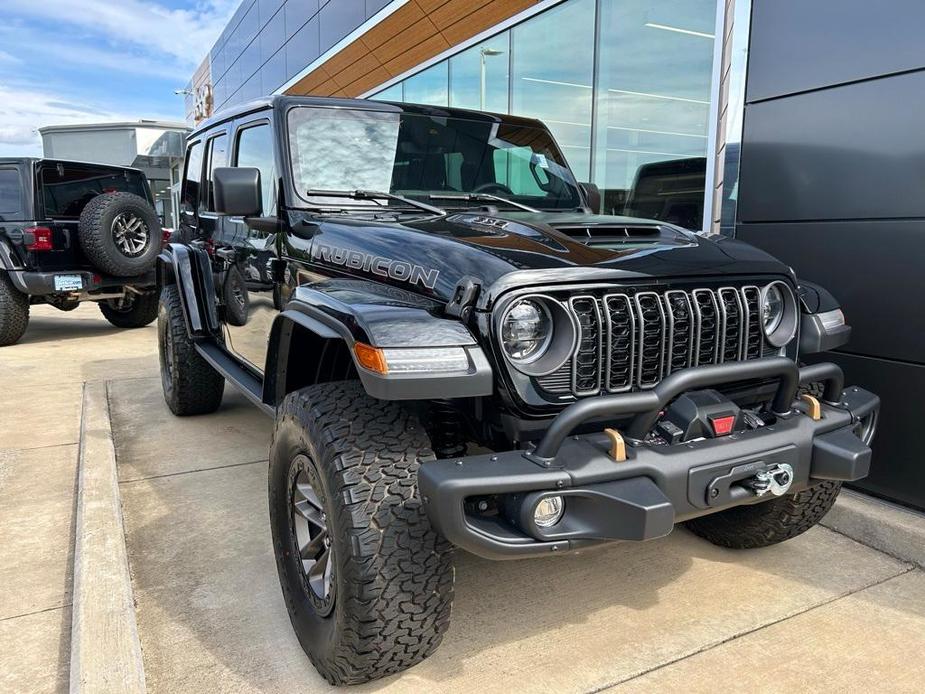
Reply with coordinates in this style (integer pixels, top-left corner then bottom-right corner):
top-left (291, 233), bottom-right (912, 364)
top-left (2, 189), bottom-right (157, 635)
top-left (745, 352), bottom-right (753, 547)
top-left (287, 107), bottom-right (583, 211)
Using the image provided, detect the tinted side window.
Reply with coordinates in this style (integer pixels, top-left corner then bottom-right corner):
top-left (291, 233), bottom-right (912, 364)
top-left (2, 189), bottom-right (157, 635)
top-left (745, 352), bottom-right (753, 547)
top-left (181, 141), bottom-right (203, 211)
top-left (41, 165), bottom-right (147, 218)
top-left (235, 124), bottom-right (276, 216)
top-left (0, 168), bottom-right (23, 218)
top-left (203, 134), bottom-right (228, 212)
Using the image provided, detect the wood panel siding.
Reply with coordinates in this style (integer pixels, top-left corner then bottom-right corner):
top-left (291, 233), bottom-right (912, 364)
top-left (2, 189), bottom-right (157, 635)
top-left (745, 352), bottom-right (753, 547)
top-left (285, 0), bottom-right (539, 98)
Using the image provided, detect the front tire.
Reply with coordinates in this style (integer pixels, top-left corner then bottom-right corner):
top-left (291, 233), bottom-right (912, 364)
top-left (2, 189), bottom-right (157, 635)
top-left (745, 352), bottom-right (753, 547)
top-left (0, 272), bottom-right (29, 346)
top-left (158, 285), bottom-right (224, 415)
top-left (269, 382), bottom-right (454, 685)
top-left (99, 292), bottom-right (159, 328)
top-left (685, 480), bottom-right (841, 549)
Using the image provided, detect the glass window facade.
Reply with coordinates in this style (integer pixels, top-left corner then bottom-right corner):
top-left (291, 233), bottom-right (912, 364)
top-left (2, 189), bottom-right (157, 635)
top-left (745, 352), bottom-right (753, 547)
top-left (369, 0), bottom-right (720, 230)
top-left (512, 0), bottom-right (595, 180)
top-left (402, 61), bottom-right (449, 107)
top-left (448, 33), bottom-right (510, 113)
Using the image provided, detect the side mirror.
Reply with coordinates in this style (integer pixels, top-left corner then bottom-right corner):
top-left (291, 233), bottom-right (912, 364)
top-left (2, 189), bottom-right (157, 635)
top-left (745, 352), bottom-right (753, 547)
top-left (579, 182), bottom-right (601, 213)
top-left (214, 167), bottom-right (261, 217)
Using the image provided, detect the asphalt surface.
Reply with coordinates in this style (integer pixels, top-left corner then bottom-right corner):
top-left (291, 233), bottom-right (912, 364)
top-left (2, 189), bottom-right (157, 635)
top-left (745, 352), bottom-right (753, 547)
top-left (2, 303), bottom-right (925, 693)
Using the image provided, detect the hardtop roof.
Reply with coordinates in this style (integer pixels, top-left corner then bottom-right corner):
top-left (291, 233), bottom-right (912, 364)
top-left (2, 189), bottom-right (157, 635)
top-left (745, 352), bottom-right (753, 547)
top-left (189, 94), bottom-right (547, 138)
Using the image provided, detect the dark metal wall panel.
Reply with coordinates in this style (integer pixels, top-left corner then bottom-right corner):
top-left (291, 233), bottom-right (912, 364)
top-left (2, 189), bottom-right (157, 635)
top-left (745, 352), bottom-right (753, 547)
top-left (740, 1), bottom-right (925, 509)
top-left (748, 0), bottom-right (925, 102)
top-left (739, 71), bottom-right (925, 223)
top-left (807, 352), bottom-right (925, 512)
top-left (736, 221), bottom-right (925, 364)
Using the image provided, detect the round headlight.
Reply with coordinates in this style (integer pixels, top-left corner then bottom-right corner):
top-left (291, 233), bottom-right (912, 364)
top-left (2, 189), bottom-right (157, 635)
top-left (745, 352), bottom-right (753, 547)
top-left (501, 299), bottom-right (552, 363)
top-left (760, 281), bottom-right (798, 348)
top-left (762, 283), bottom-right (785, 333)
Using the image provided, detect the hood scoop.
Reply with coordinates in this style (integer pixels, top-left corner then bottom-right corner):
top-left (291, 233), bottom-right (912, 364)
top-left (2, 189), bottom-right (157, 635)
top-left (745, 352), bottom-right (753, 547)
top-left (551, 224), bottom-right (664, 245)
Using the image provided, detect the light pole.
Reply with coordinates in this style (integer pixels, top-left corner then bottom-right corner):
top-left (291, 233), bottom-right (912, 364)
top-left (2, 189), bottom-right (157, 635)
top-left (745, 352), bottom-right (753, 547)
top-left (479, 47), bottom-right (504, 110)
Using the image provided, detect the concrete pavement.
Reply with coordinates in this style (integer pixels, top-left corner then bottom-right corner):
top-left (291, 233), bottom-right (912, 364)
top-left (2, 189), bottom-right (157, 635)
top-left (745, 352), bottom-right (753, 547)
top-left (0, 303), bottom-right (157, 694)
top-left (3, 302), bottom-right (925, 693)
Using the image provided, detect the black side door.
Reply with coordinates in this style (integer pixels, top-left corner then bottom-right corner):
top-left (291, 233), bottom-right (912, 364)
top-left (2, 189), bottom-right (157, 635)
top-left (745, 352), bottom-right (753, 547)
top-left (221, 116), bottom-right (280, 372)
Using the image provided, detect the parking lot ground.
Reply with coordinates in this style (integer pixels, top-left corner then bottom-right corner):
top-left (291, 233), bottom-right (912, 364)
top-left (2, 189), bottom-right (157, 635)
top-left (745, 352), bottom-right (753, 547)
top-left (0, 303), bottom-right (157, 694)
top-left (5, 303), bottom-right (925, 693)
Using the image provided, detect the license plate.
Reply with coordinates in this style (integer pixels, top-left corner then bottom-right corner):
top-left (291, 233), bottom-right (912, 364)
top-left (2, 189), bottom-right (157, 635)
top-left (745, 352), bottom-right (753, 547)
top-left (53, 274), bottom-right (83, 291)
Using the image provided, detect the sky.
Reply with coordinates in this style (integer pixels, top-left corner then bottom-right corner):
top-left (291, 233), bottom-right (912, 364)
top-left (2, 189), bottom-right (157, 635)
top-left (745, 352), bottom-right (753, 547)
top-left (0, 0), bottom-right (240, 157)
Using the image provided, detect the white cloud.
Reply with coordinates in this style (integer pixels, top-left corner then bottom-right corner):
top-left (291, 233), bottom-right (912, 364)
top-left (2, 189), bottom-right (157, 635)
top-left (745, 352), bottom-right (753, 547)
top-left (3, 0), bottom-right (238, 72)
top-left (0, 84), bottom-right (181, 157)
top-left (0, 50), bottom-right (22, 65)
top-left (0, 1), bottom-right (240, 155)
top-left (0, 25), bottom-right (183, 80)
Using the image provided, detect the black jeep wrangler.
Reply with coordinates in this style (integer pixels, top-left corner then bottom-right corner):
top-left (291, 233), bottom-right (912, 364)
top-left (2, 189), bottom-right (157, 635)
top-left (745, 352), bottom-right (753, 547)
top-left (0, 158), bottom-right (163, 345)
top-left (158, 96), bottom-right (879, 685)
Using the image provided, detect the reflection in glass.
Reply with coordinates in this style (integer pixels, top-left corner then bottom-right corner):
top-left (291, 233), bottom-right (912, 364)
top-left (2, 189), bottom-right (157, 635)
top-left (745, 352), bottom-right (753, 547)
top-left (511, 0), bottom-right (596, 180)
top-left (236, 124), bottom-right (278, 216)
top-left (287, 107), bottom-right (582, 210)
top-left (594, 0), bottom-right (715, 227)
top-left (370, 82), bottom-right (403, 102)
top-left (720, 0), bottom-right (752, 235)
top-left (364, 0), bottom-right (723, 229)
top-left (289, 109), bottom-right (401, 201)
top-left (181, 141), bottom-right (203, 210)
top-left (403, 61), bottom-right (449, 106)
top-left (448, 33), bottom-right (510, 112)
top-left (204, 134), bottom-right (228, 212)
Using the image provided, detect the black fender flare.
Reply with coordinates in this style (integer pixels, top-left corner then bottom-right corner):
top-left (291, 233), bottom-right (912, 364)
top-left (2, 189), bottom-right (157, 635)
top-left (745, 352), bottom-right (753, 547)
top-left (797, 279), bottom-right (851, 354)
top-left (264, 285), bottom-right (492, 405)
top-left (156, 243), bottom-right (221, 338)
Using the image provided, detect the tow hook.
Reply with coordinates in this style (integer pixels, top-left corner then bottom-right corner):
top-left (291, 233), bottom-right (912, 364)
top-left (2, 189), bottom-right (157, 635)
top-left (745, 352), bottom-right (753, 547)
top-left (742, 463), bottom-right (794, 497)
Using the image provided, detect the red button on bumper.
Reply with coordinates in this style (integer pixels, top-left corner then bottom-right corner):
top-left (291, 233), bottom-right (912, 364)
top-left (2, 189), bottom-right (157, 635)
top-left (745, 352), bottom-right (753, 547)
top-left (710, 415), bottom-right (736, 436)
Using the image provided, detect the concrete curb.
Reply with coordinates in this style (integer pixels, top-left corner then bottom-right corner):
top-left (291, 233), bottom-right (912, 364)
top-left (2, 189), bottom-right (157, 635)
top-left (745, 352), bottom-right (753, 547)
top-left (70, 382), bottom-right (146, 693)
top-left (822, 489), bottom-right (925, 568)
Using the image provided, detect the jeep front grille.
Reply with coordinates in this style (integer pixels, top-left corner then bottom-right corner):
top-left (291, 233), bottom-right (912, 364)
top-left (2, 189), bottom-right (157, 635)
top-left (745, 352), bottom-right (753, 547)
top-left (537, 285), bottom-right (766, 398)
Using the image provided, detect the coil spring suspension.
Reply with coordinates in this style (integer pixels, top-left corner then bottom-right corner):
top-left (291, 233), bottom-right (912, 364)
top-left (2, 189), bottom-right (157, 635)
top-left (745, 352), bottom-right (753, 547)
top-left (427, 401), bottom-right (468, 459)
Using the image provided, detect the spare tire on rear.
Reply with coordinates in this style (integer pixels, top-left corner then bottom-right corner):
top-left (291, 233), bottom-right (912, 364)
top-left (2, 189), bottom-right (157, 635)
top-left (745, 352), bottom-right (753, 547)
top-left (78, 192), bottom-right (160, 277)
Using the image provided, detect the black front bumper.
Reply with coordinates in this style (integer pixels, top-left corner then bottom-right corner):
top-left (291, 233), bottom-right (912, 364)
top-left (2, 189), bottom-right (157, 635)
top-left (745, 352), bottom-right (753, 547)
top-left (419, 359), bottom-right (879, 560)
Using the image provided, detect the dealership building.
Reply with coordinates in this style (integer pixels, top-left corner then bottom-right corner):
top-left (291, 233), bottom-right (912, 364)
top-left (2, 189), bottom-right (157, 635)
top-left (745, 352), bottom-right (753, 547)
top-left (187, 0), bottom-right (925, 511)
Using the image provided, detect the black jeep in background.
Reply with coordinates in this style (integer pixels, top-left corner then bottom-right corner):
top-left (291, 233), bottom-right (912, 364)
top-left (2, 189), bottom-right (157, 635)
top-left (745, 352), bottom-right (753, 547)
top-left (0, 158), bottom-right (163, 345)
top-left (158, 96), bottom-right (880, 685)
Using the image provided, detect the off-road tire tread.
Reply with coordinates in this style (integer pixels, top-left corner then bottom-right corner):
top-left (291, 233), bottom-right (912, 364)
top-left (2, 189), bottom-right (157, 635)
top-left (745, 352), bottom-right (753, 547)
top-left (99, 292), bottom-right (159, 328)
top-left (0, 272), bottom-right (29, 346)
top-left (270, 382), bottom-right (454, 685)
top-left (684, 480), bottom-right (841, 549)
top-left (798, 380), bottom-right (825, 401)
top-left (158, 285), bottom-right (223, 415)
top-left (78, 192), bottom-right (159, 276)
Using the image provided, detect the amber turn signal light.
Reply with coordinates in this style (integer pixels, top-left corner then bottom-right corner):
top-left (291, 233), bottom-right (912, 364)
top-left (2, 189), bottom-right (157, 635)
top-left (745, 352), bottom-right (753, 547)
top-left (354, 342), bottom-right (388, 374)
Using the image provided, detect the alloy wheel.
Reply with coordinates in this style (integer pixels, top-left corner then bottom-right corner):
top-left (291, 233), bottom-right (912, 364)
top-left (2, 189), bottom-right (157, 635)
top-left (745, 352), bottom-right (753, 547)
top-left (111, 212), bottom-right (149, 257)
top-left (290, 455), bottom-right (335, 615)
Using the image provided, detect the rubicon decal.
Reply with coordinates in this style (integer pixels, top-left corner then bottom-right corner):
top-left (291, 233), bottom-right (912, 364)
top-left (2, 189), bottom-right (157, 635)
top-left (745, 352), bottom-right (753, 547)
top-left (311, 243), bottom-right (440, 290)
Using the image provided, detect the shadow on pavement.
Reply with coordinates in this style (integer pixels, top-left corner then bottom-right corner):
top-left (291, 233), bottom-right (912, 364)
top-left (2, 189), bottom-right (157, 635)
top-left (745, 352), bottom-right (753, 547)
top-left (15, 310), bottom-right (130, 346)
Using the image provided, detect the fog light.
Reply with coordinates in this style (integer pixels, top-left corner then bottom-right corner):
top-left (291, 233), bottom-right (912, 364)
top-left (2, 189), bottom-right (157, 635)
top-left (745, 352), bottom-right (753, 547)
top-left (533, 495), bottom-right (565, 528)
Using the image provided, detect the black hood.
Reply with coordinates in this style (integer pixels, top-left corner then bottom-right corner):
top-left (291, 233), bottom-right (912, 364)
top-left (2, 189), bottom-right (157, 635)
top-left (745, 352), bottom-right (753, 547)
top-left (300, 209), bottom-right (792, 308)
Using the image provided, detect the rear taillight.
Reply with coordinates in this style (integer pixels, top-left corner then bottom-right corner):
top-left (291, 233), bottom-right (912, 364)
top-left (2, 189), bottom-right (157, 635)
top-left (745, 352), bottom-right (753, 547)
top-left (25, 226), bottom-right (54, 252)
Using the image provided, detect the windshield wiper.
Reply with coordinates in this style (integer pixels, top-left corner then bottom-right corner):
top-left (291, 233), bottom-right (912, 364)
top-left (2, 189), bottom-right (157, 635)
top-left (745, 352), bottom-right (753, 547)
top-left (428, 192), bottom-right (541, 214)
top-left (306, 189), bottom-right (446, 217)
